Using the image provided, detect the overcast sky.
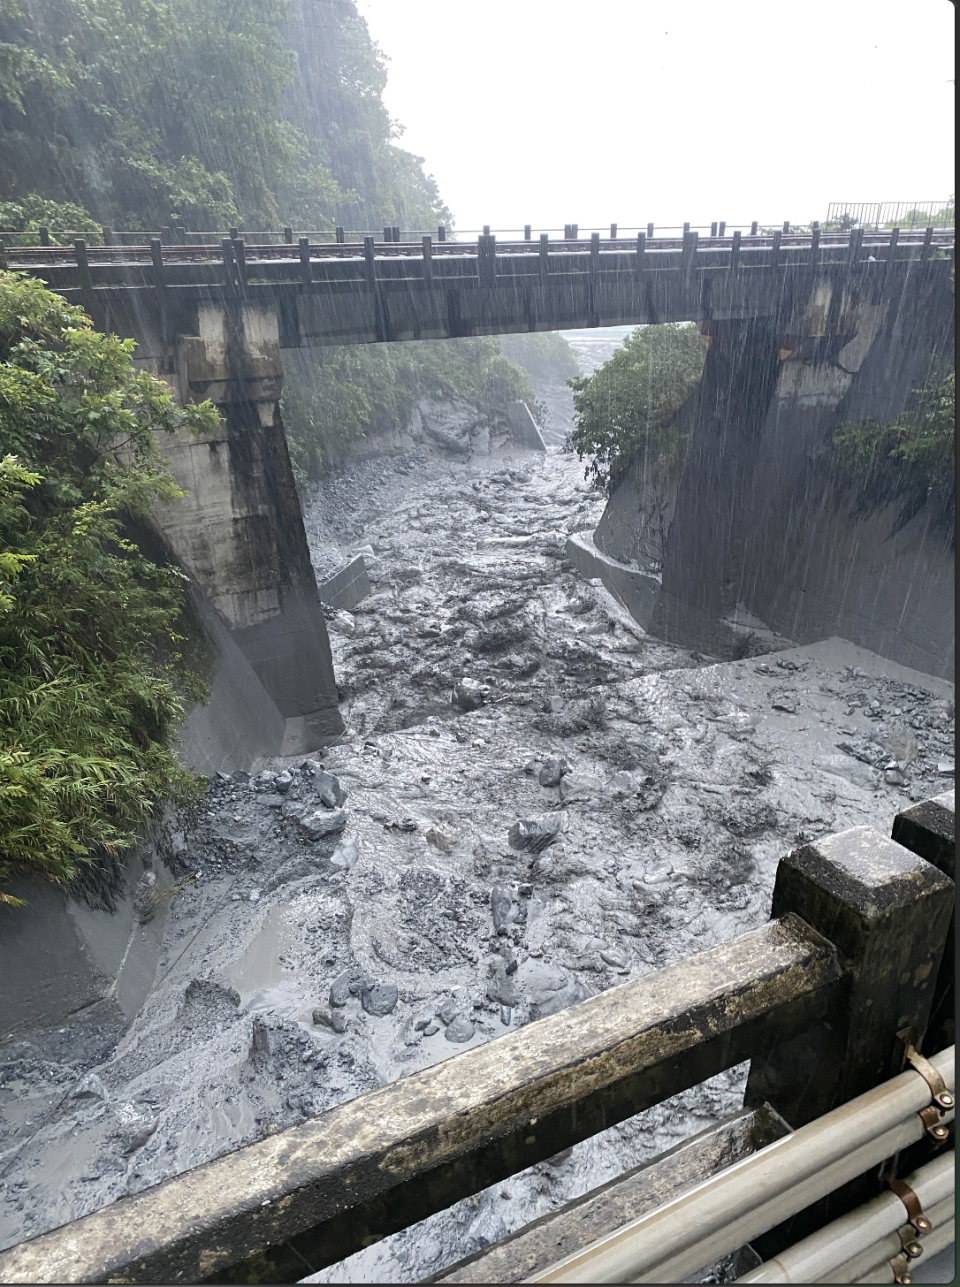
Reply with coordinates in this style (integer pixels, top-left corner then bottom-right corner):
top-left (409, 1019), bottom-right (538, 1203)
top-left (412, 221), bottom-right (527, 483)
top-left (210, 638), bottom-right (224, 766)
top-left (355, 0), bottom-right (954, 234)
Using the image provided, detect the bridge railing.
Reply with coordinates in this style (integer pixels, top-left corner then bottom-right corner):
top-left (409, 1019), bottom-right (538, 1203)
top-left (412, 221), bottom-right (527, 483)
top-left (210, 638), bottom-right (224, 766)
top-left (0, 793), bottom-right (952, 1285)
top-left (1, 225), bottom-right (954, 298)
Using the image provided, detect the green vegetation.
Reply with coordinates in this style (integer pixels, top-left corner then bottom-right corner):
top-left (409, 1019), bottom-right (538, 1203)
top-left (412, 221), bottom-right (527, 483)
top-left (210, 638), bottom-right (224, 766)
top-left (0, 196), bottom-right (103, 245)
top-left (832, 368), bottom-right (955, 539)
top-left (569, 324), bottom-right (706, 493)
top-left (282, 338), bottom-right (537, 484)
top-left (0, 272), bottom-right (217, 906)
top-left (0, 0), bottom-right (449, 232)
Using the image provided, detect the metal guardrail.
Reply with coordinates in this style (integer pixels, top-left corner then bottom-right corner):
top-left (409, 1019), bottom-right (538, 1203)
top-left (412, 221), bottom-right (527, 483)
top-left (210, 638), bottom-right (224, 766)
top-left (527, 1048), bottom-right (955, 1282)
top-left (0, 794), bottom-right (953, 1285)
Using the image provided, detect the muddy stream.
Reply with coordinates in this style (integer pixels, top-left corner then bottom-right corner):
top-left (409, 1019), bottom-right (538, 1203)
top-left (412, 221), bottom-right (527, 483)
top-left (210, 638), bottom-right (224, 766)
top-left (0, 330), bottom-right (954, 1282)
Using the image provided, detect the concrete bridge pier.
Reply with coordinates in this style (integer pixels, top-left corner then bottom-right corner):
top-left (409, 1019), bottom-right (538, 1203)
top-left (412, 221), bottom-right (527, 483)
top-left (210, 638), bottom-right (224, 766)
top-left (155, 302), bottom-right (343, 753)
top-left (650, 315), bottom-right (782, 648)
top-left (649, 265), bottom-right (955, 666)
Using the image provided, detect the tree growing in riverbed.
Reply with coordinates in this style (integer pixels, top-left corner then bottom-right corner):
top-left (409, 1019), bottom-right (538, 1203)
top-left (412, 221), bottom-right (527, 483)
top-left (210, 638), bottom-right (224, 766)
top-left (0, 273), bottom-right (217, 907)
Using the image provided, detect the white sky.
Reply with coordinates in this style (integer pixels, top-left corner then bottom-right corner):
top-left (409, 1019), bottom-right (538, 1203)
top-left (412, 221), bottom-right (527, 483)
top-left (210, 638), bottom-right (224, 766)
top-left (355, 0), bottom-right (955, 233)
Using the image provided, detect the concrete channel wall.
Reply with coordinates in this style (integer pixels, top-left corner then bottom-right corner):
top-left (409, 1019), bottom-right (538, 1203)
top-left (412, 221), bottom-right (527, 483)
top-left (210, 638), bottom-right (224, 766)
top-left (0, 589), bottom-right (288, 1039)
top-left (565, 531), bottom-right (662, 629)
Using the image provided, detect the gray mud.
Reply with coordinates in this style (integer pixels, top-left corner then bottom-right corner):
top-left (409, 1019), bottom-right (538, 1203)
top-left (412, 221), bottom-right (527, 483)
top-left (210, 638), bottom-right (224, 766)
top-left (0, 333), bottom-right (954, 1282)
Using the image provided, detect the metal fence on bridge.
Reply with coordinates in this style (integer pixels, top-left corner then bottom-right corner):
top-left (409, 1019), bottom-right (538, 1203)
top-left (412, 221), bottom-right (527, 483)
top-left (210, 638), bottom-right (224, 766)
top-left (826, 202), bottom-right (954, 231)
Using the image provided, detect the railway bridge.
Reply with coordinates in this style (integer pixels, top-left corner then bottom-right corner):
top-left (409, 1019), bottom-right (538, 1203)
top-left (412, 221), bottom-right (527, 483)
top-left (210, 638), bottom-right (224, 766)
top-left (4, 225), bottom-right (955, 752)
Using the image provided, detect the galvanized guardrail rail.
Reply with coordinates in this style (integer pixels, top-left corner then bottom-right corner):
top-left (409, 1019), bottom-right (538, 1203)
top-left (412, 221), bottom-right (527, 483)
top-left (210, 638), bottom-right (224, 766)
top-left (0, 792), bottom-right (953, 1285)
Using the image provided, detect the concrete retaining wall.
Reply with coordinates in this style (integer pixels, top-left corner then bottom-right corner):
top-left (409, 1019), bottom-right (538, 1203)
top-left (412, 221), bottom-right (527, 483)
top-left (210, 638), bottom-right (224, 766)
top-left (318, 555), bottom-right (370, 611)
top-left (565, 531), bottom-right (661, 629)
top-left (507, 400), bottom-right (547, 451)
top-left (0, 586), bottom-right (290, 1039)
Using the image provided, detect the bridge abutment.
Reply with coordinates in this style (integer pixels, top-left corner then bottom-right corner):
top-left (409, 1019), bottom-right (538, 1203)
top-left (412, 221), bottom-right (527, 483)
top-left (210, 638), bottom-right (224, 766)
top-left (643, 267), bottom-right (954, 672)
top-left (155, 302), bottom-right (343, 752)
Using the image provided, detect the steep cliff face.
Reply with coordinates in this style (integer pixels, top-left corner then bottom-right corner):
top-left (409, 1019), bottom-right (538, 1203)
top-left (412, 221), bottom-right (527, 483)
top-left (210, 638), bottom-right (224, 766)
top-left (596, 271), bottom-right (955, 679)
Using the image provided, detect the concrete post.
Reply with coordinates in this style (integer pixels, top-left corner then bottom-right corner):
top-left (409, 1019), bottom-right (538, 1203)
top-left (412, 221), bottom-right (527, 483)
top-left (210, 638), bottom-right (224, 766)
top-left (744, 823), bottom-right (953, 1258)
top-left (745, 825), bottom-right (954, 1127)
top-left (161, 302), bottom-right (343, 753)
top-left (892, 790), bottom-right (955, 1053)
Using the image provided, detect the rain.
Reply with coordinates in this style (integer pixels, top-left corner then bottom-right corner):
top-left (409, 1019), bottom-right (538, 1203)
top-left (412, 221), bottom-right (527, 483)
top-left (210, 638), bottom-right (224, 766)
top-left (0, 1), bottom-right (954, 1284)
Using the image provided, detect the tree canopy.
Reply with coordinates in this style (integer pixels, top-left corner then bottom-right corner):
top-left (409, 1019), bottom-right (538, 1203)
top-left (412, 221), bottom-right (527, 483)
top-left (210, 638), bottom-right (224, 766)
top-left (832, 368), bottom-right (955, 541)
top-left (0, 271), bottom-right (217, 905)
top-left (0, 0), bottom-right (449, 232)
top-left (569, 324), bottom-right (706, 493)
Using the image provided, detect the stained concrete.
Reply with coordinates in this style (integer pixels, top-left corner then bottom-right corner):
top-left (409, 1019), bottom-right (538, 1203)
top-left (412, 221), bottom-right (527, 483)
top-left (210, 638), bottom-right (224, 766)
top-left (318, 556), bottom-right (371, 612)
top-left (565, 530), bottom-right (661, 629)
top-left (506, 401), bottom-right (547, 452)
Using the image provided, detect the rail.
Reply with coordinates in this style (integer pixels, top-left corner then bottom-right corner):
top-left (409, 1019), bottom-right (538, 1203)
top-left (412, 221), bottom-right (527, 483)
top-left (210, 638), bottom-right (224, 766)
top-left (0, 791), bottom-right (952, 1284)
top-left (0, 226), bottom-right (954, 303)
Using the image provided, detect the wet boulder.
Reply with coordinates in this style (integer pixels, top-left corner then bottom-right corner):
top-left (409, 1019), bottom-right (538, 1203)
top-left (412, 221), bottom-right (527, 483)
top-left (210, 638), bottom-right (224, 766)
top-left (486, 962), bottom-right (520, 1008)
top-left (360, 981), bottom-right (399, 1017)
top-left (298, 808), bottom-right (347, 840)
top-left (453, 677), bottom-right (490, 711)
top-left (114, 1102), bottom-right (159, 1155)
top-left (538, 758), bottom-right (568, 788)
top-left (312, 1007), bottom-right (347, 1034)
top-left (490, 884), bottom-right (517, 933)
top-left (312, 768), bottom-right (347, 809)
top-left (559, 771), bottom-right (603, 803)
top-left (444, 1015), bottom-right (476, 1043)
top-left (330, 968), bottom-right (366, 1007)
top-left (508, 812), bottom-right (565, 853)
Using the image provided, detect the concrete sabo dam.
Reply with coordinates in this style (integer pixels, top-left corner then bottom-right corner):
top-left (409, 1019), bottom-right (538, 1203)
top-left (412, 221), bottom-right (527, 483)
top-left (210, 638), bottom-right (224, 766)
top-left (6, 226), bottom-right (955, 753)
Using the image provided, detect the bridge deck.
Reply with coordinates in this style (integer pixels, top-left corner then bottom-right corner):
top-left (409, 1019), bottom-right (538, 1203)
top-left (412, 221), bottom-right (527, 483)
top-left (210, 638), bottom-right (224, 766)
top-left (2, 228), bottom-right (953, 353)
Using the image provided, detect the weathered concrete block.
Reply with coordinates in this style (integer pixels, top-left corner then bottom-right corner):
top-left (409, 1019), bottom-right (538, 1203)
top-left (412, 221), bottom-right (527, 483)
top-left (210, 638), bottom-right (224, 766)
top-left (745, 825), bottom-right (954, 1128)
top-left (506, 400), bottom-right (546, 451)
top-left (892, 789), bottom-right (955, 879)
top-left (892, 789), bottom-right (955, 1053)
top-left (318, 555), bottom-right (370, 612)
top-left (566, 530), bottom-right (661, 629)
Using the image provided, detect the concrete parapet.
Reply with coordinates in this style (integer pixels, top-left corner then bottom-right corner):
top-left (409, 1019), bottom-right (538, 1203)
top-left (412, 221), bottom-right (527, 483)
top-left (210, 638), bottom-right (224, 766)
top-left (318, 555), bottom-right (371, 612)
top-left (434, 1105), bottom-right (788, 1283)
top-left (506, 400), bottom-right (546, 451)
top-left (746, 825), bottom-right (954, 1130)
top-left (0, 915), bottom-right (839, 1283)
top-left (891, 789), bottom-right (955, 1054)
top-left (565, 530), bottom-right (661, 629)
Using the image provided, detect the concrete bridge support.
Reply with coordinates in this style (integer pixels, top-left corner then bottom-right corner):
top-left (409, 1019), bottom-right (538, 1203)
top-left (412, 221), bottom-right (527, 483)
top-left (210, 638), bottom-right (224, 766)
top-left (647, 266), bottom-right (955, 673)
top-left (153, 303), bottom-right (342, 752)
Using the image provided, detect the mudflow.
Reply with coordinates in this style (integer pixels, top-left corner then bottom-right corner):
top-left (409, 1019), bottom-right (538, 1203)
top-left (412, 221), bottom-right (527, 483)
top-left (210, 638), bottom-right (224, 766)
top-left (0, 332), bottom-right (954, 1283)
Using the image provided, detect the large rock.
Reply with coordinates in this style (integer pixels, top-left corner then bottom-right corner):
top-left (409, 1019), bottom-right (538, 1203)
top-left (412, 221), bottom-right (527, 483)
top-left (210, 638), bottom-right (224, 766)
top-left (360, 981), bottom-right (399, 1017)
top-left (298, 808), bottom-right (346, 840)
top-left (312, 768), bottom-right (347, 808)
top-left (508, 812), bottom-right (565, 852)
